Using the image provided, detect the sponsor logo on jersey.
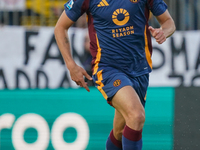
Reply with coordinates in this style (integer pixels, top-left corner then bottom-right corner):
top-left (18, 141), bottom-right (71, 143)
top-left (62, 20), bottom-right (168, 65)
top-left (97, 0), bottom-right (109, 7)
top-left (130, 0), bottom-right (140, 3)
top-left (113, 79), bottom-right (121, 87)
top-left (112, 8), bottom-right (130, 26)
top-left (112, 8), bottom-right (134, 38)
top-left (112, 26), bottom-right (134, 38)
top-left (66, 0), bottom-right (74, 10)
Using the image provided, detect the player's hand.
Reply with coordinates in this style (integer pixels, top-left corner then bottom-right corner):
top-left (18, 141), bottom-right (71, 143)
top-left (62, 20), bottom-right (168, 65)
top-left (148, 26), bottom-right (166, 44)
top-left (68, 64), bottom-right (93, 92)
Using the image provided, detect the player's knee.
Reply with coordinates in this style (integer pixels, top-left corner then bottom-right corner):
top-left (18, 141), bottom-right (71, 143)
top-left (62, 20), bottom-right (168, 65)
top-left (126, 110), bottom-right (145, 126)
top-left (134, 112), bottom-right (145, 125)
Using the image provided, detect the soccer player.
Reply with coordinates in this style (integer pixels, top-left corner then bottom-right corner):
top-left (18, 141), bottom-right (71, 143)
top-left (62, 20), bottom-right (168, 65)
top-left (54, 0), bottom-right (176, 149)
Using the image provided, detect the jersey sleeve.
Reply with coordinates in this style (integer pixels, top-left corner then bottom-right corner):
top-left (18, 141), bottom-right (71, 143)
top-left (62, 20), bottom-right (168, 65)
top-left (148, 0), bottom-right (168, 16)
top-left (64, 0), bottom-right (88, 22)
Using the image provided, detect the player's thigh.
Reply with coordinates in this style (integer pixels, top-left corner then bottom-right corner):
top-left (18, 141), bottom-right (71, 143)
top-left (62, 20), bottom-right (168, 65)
top-left (113, 109), bottom-right (125, 141)
top-left (92, 67), bottom-right (133, 104)
top-left (112, 86), bottom-right (145, 122)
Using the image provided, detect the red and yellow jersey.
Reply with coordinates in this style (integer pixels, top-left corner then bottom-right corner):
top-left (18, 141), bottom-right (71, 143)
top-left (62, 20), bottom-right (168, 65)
top-left (65, 0), bottom-right (167, 77)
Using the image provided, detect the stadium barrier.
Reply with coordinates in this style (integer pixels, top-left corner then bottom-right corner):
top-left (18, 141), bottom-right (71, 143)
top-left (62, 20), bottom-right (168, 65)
top-left (1, 87), bottom-right (200, 150)
top-left (0, 87), bottom-right (174, 150)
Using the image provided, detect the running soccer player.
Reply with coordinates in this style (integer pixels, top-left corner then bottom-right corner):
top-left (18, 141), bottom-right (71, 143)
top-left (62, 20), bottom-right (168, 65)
top-left (54, 0), bottom-right (176, 149)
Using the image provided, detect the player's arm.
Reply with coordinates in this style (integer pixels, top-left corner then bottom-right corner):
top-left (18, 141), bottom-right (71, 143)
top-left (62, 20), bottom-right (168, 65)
top-left (149, 10), bottom-right (176, 44)
top-left (54, 10), bottom-right (92, 92)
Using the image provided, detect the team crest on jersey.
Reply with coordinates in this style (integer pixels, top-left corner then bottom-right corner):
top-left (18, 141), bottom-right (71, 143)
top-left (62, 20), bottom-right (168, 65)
top-left (130, 0), bottom-right (140, 3)
top-left (66, 0), bottom-right (74, 10)
top-left (113, 80), bottom-right (121, 87)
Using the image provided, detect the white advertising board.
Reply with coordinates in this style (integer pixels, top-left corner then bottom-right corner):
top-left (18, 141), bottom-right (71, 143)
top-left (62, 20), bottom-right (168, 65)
top-left (0, 26), bottom-right (87, 89)
top-left (150, 31), bottom-right (200, 87)
top-left (0, 26), bottom-right (200, 89)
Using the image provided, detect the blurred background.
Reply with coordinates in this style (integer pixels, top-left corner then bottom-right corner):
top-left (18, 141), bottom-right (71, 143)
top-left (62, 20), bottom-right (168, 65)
top-left (0, 0), bottom-right (200, 150)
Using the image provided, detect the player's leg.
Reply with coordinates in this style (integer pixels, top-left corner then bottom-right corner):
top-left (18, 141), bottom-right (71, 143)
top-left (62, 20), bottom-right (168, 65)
top-left (112, 85), bottom-right (145, 150)
top-left (113, 109), bottom-right (125, 141)
top-left (93, 67), bottom-right (148, 150)
top-left (106, 109), bottom-right (125, 150)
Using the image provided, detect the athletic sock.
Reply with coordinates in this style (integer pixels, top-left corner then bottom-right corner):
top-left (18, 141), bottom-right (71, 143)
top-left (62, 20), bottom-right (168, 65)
top-left (122, 125), bottom-right (143, 150)
top-left (106, 129), bottom-right (122, 150)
